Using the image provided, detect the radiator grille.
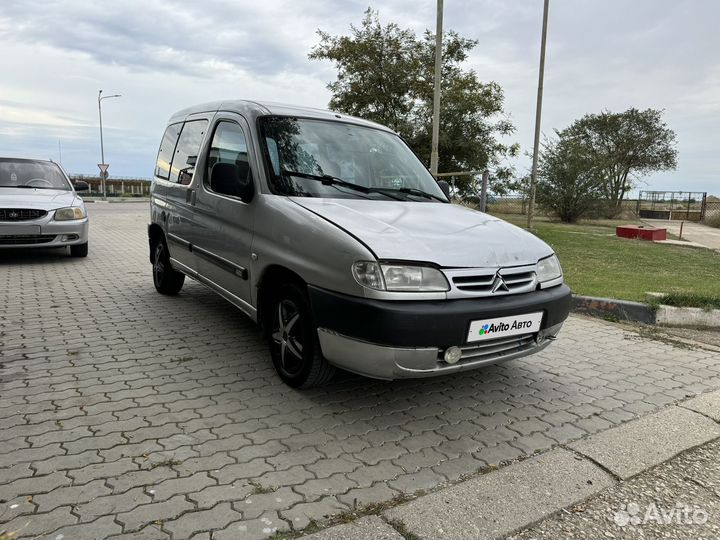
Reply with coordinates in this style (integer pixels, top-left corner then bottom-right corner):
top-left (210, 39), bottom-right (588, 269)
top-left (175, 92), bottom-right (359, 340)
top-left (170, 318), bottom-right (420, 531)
top-left (0, 208), bottom-right (47, 221)
top-left (440, 333), bottom-right (536, 365)
top-left (0, 234), bottom-right (56, 245)
top-left (445, 266), bottom-right (537, 298)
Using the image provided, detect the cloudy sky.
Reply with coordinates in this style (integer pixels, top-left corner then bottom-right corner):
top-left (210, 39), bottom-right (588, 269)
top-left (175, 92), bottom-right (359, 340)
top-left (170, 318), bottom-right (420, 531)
top-left (0, 0), bottom-right (717, 194)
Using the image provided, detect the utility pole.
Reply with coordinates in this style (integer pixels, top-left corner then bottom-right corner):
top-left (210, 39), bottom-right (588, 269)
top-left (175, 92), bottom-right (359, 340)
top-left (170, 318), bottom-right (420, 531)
top-left (98, 90), bottom-right (121, 200)
top-left (429, 0), bottom-right (443, 177)
top-left (480, 169), bottom-right (490, 212)
top-left (527, 0), bottom-right (550, 229)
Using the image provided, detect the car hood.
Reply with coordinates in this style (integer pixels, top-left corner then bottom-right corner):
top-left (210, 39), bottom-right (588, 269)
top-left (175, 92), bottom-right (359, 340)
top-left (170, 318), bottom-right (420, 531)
top-left (290, 198), bottom-right (553, 268)
top-left (0, 188), bottom-right (80, 210)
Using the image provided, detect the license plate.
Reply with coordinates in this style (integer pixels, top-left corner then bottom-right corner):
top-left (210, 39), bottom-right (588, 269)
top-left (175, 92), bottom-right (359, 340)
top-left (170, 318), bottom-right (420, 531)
top-left (467, 312), bottom-right (543, 343)
top-left (0, 225), bottom-right (41, 235)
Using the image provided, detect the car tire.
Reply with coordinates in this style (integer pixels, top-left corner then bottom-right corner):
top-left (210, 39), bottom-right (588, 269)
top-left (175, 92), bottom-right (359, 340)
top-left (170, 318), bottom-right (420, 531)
top-left (267, 283), bottom-right (336, 388)
top-left (152, 238), bottom-right (185, 295)
top-left (70, 242), bottom-right (89, 257)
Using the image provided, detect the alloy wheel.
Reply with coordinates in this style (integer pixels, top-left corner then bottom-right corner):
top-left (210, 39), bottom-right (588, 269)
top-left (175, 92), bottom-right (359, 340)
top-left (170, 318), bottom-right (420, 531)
top-left (153, 243), bottom-right (165, 286)
top-left (271, 299), bottom-right (305, 375)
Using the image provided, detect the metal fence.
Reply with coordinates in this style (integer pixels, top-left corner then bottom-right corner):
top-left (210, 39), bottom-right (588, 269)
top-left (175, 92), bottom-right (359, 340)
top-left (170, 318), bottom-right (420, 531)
top-left (704, 200), bottom-right (720, 226)
top-left (69, 174), bottom-right (151, 197)
top-left (636, 191), bottom-right (708, 221)
top-left (463, 194), bottom-right (643, 220)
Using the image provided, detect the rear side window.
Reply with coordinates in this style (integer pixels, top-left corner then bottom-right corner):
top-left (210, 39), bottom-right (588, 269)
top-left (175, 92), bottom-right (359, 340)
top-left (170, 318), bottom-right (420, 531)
top-left (206, 121), bottom-right (252, 185)
top-left (170, 120), bottom-right (208, 185)
top-left (155, 123), bottom-right (182, 180)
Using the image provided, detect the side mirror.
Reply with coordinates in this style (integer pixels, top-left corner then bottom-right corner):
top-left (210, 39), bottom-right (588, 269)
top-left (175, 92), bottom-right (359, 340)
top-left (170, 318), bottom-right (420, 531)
top-left (74, 181), bottom-right (89, 192)
top-left (210, 162), bottom-right (254, 201)
top-left (437, 180), bottom-right (451, 200)
top-left (186, 155), bottom-right (198, 167)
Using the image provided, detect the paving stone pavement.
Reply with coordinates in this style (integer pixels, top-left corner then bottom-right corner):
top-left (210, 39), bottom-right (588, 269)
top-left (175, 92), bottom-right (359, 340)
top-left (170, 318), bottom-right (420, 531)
top-left (2, 203), bottom-right (720, 540)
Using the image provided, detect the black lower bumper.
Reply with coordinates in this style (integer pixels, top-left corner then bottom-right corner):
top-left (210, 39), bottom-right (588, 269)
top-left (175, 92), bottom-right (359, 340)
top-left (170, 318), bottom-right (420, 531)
top-left (308, 284), bottom-right (572, 348)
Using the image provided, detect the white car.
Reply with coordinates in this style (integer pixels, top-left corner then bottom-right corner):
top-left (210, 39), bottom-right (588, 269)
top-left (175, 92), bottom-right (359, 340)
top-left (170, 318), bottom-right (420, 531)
top-left (0, 157), bottom-right (89, 257)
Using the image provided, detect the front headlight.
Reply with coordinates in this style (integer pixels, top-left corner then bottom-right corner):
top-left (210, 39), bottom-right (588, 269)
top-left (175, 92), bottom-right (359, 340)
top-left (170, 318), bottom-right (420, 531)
top-left (537, 254), bottom-right (563, 287)
top-left (54, 206), bottom-right (87, 221)
top-left (352, 261), bottom-right (449, 292)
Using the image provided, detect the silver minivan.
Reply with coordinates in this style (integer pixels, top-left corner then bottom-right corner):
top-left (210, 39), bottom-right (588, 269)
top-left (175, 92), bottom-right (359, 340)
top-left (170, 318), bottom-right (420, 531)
top-left (149, 100), bottom-right (571, 387)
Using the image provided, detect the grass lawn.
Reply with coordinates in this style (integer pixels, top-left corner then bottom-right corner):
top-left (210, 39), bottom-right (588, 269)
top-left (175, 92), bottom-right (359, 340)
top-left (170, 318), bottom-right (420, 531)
top-left (496, 214), bottom-right (720, 303)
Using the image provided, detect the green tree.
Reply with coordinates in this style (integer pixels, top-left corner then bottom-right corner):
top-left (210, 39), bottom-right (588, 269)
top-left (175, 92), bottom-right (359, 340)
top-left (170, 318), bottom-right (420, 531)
top-left (537, 133), bottom-right (605, 222)
top-left (309, 8), bottom-right (518, 196)
top-left (564, 108), bottom-right (678, 216)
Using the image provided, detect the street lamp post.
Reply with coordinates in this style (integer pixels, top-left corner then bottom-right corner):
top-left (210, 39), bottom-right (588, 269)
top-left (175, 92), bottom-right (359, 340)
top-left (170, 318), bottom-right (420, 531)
top-left (429, 0), bottom-right (443, 177)
top-left (97, 90), bottom-right (121, 199)
top-left (527, 0), bottom-right (550, 230)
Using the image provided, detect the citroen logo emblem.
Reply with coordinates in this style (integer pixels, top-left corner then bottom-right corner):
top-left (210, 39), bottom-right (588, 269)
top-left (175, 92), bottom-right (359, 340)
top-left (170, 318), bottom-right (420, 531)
top-left (9, 211), bottom-right (18, 219)
top-left (491, 272), bottom-right (509, 293)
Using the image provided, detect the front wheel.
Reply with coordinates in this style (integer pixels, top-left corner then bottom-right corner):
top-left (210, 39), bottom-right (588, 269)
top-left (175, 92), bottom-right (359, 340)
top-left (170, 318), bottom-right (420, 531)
top-left (70, 242), bottom-right (88, 257)
top-left (152, 239), bottom-right (185, 295)
top-left (268, 283), bottom-right (335, 388)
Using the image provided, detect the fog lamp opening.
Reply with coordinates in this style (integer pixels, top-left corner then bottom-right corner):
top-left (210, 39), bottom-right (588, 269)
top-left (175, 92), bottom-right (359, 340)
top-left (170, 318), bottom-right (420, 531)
top-left (443, 346), bottom-right (462, 364)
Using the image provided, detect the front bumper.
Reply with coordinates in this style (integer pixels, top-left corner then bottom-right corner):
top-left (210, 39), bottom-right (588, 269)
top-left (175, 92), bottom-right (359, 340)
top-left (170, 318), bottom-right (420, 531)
top-left (0, 218), bottom-right (89, 248)
top-left (309, 284), bottom-right (572, 380)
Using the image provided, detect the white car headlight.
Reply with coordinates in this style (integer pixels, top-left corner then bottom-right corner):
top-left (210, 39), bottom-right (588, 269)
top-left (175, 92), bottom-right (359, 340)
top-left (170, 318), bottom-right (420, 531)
top-left (54, 206), bottom-right (87, 221)
top-left (537, 254), bottom-right (563, 288)
top-left (352, 261), bottom-right (449, 292)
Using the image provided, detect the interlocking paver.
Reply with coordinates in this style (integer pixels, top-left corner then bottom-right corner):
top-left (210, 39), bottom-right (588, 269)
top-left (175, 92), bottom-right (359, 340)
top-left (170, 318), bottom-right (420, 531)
top-left (388, 468), bottom-right (447, 493)
top-left (256, 465), bottom-right (315, 488)
top-left (280, 496), bottom-right (348, 529)
top-left (337, 483), bottom-right (401, 508)
top-left (0, 462), bottom-right (34, 484)
top-left (147, 472), bottom-right (215, 501)
top-left (295, 473), bottom-right (358, 501)
top-left (188, 482), bottom-right (255, 508)
top-left (2, 471), bottom-right (71, 500)
top-left (213, 511), bottom-right (290, 540)
top-left (3, 204), bottom-right (720, 539)
top-left (233, 487), bottom-right (303, 520)
top-left (208, 458), bottom-right (274, 482)
top-left (43, 515), bottom-right (123, 540)
top-left (0, 506), bottom-right (76, 538)
top-left (116, 495), bottom-right (194, 532)
top-left (69, 457), bottom-right (140, 484)
top-left (108, 466), bottom-right (179, 494)
top-left (174, 452), bottom-right (235, 475)
top-left (164, 502), bottom-right (242, 538)
top-left (76, 487), bottom-right (152, 521)
top-left (33, 479), bottom-right (111, 512)
top-left (32, 449), bottom-right (103, 475)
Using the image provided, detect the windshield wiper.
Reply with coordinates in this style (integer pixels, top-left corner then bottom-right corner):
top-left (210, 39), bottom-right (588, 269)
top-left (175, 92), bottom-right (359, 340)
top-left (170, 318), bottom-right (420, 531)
top-left (280, 170), bottom-right (403, 200)
top-left (373, 187), bottom-right (447, 203)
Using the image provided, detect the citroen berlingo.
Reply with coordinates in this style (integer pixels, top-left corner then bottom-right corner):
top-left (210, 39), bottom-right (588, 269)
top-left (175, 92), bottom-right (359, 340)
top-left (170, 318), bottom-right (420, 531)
top-left (148, 100), bottom-right (571, 387)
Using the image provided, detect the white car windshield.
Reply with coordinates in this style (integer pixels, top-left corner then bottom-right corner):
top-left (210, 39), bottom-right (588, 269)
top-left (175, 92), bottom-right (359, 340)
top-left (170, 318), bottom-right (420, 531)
top-left (259, 116), bottom-right (447, 202)
top-left (0, 158), bottom-right (71, 190)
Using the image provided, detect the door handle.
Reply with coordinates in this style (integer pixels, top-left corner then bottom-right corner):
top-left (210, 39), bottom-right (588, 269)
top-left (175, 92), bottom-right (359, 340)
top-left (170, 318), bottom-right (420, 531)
top-left (186, 189), bottom-right (196, 205)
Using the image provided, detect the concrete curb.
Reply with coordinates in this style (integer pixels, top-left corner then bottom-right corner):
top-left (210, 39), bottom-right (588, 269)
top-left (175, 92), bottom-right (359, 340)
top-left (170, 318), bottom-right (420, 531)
top-left (296, 390), bottom-right (720, 540)
top-left (384, 449), bottom-right (614, 539)
top-left (568, 406), bottom-right (720, 480)
top-left (571, 294), bottom-right (656, 324)
top-left (656, 304), bottom-right (720, 328)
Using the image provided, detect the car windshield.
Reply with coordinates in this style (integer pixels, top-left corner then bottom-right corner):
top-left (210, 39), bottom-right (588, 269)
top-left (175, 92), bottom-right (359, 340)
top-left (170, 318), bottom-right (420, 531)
top-left (0, 158), bottom-right (71, 190)
top-left (259, 116), bottom-right (447, 201)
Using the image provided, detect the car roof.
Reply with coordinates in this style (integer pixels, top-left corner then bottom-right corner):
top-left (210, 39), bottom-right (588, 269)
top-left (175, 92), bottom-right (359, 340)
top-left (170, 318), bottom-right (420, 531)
top-left (0, 157), bottom-right (56, 164)
top-left (167, 100), bottom-right (395, 134)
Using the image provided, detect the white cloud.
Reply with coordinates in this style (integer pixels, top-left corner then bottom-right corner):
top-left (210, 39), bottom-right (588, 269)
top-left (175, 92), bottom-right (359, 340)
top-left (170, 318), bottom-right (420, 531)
top-left (0, 0), bottom-right (717, 194)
